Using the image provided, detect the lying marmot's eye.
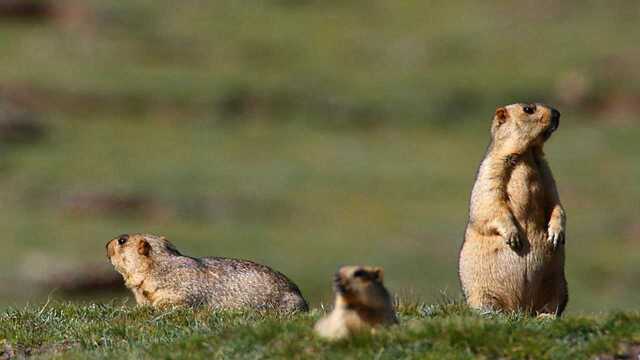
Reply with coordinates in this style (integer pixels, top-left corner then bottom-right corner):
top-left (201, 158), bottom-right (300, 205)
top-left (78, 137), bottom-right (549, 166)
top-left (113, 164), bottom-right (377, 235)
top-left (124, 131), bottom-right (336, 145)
top-left (523, 105), bottom-right (536, 114)
top-left (117, 235), bottom-right (129, 245)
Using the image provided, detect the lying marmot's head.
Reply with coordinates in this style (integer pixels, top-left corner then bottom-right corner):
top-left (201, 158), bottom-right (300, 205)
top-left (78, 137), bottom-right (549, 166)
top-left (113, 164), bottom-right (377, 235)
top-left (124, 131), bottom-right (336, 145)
top-left (333, 266), bottom-right (391, 310)
top-left (490, 103), bottom-right (560, 152)
top-left (106, 233), bottom-right (181, 280)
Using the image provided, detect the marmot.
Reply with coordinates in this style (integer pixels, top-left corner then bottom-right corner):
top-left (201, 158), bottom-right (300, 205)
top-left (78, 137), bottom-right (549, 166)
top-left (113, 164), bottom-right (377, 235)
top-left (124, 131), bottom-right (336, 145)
top-left (314, 266), bottom-right (397, 340)
top-left (106, 233), bottom-right (308, 313)
top-left (458, 103), bottom-right (568, 316)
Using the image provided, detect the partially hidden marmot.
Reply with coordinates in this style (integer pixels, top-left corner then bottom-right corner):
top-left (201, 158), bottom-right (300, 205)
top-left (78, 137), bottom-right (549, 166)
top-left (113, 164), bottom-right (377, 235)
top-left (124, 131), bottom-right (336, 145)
top-left (459, 103), bottom-right (567, 317)
top-left (314, 266), bottom-right (397, 340)
top-left (106, 233), bottom-right (308, 313)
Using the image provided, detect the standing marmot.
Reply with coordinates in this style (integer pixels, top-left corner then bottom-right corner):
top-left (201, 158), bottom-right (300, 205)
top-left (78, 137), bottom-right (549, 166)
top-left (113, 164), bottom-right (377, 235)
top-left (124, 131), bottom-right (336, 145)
top-left (314, 266), bottom-right (397, 340)
top-left (458, 103), bottom-right (568, 316)
top-left (106, 233), bottom-right (308, 313)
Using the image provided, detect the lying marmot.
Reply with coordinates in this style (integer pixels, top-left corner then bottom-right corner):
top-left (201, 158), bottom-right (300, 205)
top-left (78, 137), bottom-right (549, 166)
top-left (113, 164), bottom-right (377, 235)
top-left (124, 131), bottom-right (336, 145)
top-left (458, 103), bottom-right (568, 316)
top-left (314, 266), bottom-right (397, 340)
top-left (106, 233), bottom-right (308, 313)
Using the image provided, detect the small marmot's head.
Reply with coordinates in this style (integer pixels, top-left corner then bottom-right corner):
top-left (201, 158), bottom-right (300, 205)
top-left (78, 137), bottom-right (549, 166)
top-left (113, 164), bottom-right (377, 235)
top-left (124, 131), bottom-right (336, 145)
top-left (333, 266), bottom-right (391, 310)
top-left (491, 103), bottom-right (560, 153)
top-left (106, 233), bottom-right (181, 278)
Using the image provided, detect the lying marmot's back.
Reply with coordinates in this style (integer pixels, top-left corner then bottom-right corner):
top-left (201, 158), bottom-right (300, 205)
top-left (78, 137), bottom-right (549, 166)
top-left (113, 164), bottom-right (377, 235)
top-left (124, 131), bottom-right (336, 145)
top-left (198, 257), bottom-right (308, 312)
top-left (106, 233), bottom-right (308, 313)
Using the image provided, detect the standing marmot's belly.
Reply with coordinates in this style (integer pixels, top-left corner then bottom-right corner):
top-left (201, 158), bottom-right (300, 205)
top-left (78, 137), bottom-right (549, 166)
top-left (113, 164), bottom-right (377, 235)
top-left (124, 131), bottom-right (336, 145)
top-left (505, 170), bottom-right (556, 291)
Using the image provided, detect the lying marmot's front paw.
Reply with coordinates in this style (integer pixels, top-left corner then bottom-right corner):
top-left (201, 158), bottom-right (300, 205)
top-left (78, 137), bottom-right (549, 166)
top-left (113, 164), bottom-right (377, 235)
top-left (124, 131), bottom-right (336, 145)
top-left (547, 225), bottom-right (565, 249)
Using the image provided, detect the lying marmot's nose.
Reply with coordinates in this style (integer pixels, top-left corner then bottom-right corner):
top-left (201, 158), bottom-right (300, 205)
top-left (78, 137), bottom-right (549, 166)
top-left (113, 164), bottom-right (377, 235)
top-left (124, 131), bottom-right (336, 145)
top-left (106, 240), bottom-right (115, 259)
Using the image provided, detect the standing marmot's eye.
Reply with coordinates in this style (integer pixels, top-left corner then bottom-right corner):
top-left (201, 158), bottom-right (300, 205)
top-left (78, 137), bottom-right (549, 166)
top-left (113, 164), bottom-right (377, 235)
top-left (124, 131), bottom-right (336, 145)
top-left (353, 269), bottom-right (367, 278)
top-left (117, 235), bottom-right (129, 245)
top-left (523, 105), bottom-right (536, 114)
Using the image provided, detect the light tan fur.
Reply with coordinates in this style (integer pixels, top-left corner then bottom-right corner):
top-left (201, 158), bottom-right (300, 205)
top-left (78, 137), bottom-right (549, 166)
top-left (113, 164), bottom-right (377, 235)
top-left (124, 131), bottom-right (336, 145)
top-left (458, 103), bottom-right (568, 316)
top-left (106, 233), bottom-right (308, 313)
top-left (314, 266), bottom-right (397, 340)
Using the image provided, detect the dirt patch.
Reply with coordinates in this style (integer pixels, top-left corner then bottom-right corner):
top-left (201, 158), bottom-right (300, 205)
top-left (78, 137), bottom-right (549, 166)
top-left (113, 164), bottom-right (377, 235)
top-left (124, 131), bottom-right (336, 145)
top-left (555, 56), bottom-right (640, 123)
top-left (0, 0), bottom-right (53, 21)
top-left (61, 192), bottom-right (166, 219)
top-left (0, 339), bottom-right (79, 359)
top-left (595, 343), bottom-right (640, 360)
top-left (0, 340), bottom-right (15, 360)
top-left (20, 253), bottom-right (126, 296)
top-left (174, 195), bottom-right (293, 222)
top-left (624, 223), bottom-right (640, 244)
top-left (42, 266), bottom-right (124, 296)
top-left (0, 101), bottom-right (45, 144)
top-left (1, 83), bottom-right (386, 129)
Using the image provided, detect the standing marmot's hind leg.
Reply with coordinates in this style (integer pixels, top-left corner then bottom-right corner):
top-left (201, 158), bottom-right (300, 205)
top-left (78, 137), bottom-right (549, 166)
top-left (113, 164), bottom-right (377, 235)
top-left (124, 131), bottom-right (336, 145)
top-left (466, 290), bottom-right (512, 314)
top-left (556, 280), bottom-right (569, 317)
top-left (536, 277), bottom-right (568, 317)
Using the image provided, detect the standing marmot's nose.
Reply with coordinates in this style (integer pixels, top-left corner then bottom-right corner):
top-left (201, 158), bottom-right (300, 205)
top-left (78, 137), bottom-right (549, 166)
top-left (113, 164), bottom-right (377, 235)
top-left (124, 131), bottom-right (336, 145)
top-left (550, 108), bottom-right (560, 131)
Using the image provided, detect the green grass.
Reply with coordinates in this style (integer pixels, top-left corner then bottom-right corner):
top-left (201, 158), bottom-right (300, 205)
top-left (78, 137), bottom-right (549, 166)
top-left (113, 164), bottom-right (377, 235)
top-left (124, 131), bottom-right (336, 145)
top-left (1, 301), bottom-right (639, 359)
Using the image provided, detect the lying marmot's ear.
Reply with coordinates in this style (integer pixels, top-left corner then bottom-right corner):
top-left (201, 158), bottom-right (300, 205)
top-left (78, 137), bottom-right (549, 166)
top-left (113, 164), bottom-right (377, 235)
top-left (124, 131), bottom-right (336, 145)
top-left (494, 107), bottom-right (508, 126)
top-left (138, 239), bottom-right (151, 256)
top-left (371, 267), bottom-right (384, 282)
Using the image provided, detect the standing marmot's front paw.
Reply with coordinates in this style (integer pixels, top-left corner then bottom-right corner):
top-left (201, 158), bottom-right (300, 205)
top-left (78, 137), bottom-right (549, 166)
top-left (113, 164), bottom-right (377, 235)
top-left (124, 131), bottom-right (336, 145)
top-left (502, 226), bottom-right (521, 250)
top-left (547, 224), bottom-right (565, 249)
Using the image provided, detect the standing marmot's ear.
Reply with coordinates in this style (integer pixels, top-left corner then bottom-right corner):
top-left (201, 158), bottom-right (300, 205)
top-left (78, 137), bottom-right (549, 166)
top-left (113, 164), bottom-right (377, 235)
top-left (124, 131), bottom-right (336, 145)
top-left (494, 107), bottom-right (508, 125)
top-left (371, 267), bottom-right (384, 282)
top-left (138, 239), bottom-right (151, 256)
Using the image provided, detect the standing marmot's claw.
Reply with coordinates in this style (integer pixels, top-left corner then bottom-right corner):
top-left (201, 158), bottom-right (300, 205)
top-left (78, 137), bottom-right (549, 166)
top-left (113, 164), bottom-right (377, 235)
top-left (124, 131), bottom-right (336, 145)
top-left (505, 233), bottom-right (521, 250)
top-left (547, 229), bottom-right (565, 249)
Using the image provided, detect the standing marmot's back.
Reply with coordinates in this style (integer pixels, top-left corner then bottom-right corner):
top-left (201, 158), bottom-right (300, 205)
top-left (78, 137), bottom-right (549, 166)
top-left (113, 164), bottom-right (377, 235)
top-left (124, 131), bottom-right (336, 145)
top-left (314, 266), bottom-right (397, 340)
top-left (458, 103), bottom-right (568, 316)
top-left (106, 233), bottom-right (308, 313)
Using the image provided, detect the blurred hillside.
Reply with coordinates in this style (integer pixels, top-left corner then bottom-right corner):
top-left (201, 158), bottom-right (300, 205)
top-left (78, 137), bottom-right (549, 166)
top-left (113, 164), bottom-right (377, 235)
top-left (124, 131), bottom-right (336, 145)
top-left (0, 0), bottom-right (638, 311)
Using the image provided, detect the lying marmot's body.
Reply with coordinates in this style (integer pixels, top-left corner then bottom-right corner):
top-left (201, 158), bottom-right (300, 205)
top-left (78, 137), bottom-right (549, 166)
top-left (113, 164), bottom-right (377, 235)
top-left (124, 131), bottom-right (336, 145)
top-left (459, 103), bottom-right (568, 316)
top-left (314, 266), bottom-right (397, 340)
top-left (106, 233), bottom-right (308, 313)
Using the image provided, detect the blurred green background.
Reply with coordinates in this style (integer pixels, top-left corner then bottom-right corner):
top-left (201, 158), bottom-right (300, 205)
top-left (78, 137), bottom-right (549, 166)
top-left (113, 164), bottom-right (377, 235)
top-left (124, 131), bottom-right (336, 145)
top-left (0, 0), bottom-right (638, 312)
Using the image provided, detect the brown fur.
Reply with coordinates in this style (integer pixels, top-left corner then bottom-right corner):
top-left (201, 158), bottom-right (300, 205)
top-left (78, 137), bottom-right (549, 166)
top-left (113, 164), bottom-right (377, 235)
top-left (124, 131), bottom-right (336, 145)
top-left (314, 266), bottom-right (397, 340)
top-left (458, 103), bottom-right (568, 316)
top-left (106, 233), bottom-right (308, 313)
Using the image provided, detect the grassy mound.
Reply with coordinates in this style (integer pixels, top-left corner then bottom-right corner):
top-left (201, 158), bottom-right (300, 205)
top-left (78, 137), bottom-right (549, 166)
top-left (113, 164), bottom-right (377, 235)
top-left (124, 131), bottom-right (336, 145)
top-left (1, 301), bottom-right (639, 359)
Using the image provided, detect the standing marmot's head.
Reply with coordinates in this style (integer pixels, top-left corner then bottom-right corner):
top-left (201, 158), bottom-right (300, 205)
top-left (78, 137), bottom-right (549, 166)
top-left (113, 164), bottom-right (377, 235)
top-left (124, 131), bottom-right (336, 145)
top-left (106, 233), bottom-right (181, 281)
top-left (490, 103), bottom-right (560, 152)
top-left (333, 266), bottom-right (392, 310)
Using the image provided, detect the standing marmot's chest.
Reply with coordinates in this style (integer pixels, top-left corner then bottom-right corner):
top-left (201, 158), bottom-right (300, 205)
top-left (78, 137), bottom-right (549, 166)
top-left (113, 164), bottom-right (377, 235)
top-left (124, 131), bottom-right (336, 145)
top-left (506, 163), bottom-right (547, 218)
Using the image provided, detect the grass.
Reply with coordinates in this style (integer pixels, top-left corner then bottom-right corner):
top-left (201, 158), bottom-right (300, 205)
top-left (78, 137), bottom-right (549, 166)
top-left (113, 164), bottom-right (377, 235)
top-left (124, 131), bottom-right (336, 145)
top-left (1, 301), bottom-right (639, 359)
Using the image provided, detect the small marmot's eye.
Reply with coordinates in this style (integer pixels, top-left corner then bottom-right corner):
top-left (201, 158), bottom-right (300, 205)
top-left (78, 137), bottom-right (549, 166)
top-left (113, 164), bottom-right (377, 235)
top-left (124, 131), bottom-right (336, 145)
top-left (117, 235), bottom-right (129, 245)
top-left (523, 105), bottom-right (536, 114)
top-left (353, 269), bottom-right (367, 278)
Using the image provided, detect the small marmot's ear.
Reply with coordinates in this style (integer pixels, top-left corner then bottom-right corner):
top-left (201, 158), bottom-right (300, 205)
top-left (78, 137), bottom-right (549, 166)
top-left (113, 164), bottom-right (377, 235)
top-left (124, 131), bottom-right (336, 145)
top-left (494, 107), bottom-right (508, 125)
top-left (138, 239), bottom-right (151, 256)
top-left (372, 267), bottom-right (384, 282)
